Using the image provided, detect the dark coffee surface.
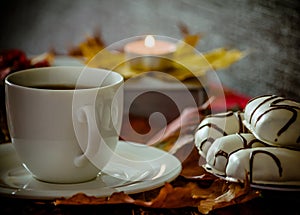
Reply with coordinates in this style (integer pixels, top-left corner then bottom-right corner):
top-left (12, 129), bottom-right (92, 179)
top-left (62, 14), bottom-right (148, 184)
top-left (30, 84), bottom-right (91, 90)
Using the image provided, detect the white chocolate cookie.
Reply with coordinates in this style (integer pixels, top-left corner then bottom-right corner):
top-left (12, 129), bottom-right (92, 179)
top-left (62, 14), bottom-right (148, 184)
top-left (194, 111), bottom-right (246, 158)
top-left (206, 133), bottom-right (268, 175)
top-left (244, 95), bottom-right (300, 149)
top-left (225, 147), bottom-right (300, 185)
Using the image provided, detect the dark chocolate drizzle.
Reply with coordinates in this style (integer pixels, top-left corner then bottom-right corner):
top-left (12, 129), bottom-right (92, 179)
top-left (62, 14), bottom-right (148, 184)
top-left (213, 150), bottom-right (228, 166)
top-left (199, 137), bottom-right (215, 151)
top-left (249, 150), bottom-right (283, 184)
top-left (197, 123), bottom-right (227, 151)
top-left (236, 133), bottom-right (269, 148)
top-left (197, 123), bottom-right (228, 136)
top-left (254, 97), bottom-right (300, 143)
top-left (248, 95), bottom-right (277, 124)
top-left (198, 111), bottom-right (249, 152)
top-left (197, 111), bottom-right (241, 138)
top-left (246, 95), bottom-right (272, 105)
top-left (214, 133), bottom-right (269, 168)
top-left (236, 133), bottom-right (248, 148)
top-left (235, 111), bottom-right (247, 133)
top-left (248, 138), bottom-right (269, 147)
top-left (250, 95), bottom-right (300, 144)
top-left (255, 107), bottom-right (297, 139)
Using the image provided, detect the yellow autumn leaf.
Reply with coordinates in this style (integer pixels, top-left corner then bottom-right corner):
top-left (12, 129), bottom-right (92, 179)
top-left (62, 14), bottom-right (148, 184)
top-left (71, 32), bottom-right (246, 81)
top-left (114, 64), bottom-right (141, 79)
top-left (174, 54), bottom-right (212, 70)
top-left (202, 48), bottom-right (227, 62)
top-left (174, 34), bottom-right (201, 58)
top-left (78, 36), bottom-right (105, 61)
top-left (174, 42), bottom-right (194, 58)
top-left (203, 48), bottom-right (246, 70)
top-left (87, 49), bottom-right (125, 70)
top-left (183, 34), bottom-right (201, 47)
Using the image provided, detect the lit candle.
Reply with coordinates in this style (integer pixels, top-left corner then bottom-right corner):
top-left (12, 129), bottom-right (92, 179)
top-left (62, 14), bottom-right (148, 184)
top-left (124, 35), bottom-right (176, 71)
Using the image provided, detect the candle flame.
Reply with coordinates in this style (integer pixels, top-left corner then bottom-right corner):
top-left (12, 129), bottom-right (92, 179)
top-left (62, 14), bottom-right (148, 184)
top-left (144, 35), bottom-right (155, 48)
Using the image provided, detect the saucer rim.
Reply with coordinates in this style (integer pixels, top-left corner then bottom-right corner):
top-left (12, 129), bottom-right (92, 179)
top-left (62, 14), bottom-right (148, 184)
top-left (0, 141), bottom-right (182, 200)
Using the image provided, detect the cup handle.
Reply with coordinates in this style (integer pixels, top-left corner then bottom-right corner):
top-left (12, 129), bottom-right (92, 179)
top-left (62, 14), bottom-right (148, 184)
top-left (74, 105), bottom-right (100, 167)
top-left (73, 105), bottom-right (156, 181)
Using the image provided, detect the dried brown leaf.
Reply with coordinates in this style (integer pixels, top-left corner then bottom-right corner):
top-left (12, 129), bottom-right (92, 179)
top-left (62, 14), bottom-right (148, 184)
top-left (54, 192), bottom-right (135, 206)
top-left (54, 179), bottom-right (260, 214)
top-left (179, 144), bottom-right (216, 181)
top-left (54, 182), bottom-right (200, 208)
top-left (149, 182), bottom-right (200, 208)
top-left (197, 177), bottom-right (261, 214)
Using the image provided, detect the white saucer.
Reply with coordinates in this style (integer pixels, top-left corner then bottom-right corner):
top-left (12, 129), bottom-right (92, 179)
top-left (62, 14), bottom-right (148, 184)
top-left (0, 141), bottom-right (181, 200)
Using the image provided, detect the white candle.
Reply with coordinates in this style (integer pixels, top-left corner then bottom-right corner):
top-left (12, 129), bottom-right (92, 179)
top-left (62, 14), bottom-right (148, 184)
top-left (125, 35), bottom-right (176, 55)
top-left (124, 35), bottom-right (176, 71)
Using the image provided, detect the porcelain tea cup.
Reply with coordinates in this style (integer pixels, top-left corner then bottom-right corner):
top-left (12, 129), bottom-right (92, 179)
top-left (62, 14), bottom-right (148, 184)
top-left (5, 66), bottom-right (123, 183)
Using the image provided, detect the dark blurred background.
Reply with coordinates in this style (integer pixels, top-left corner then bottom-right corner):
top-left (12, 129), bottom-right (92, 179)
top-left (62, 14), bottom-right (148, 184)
top-left (0, 0), bottom-right (299, 100)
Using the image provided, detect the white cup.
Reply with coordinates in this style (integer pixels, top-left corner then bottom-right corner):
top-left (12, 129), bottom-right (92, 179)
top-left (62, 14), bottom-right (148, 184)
top-left (5, 66), bottom-right (124, 183)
